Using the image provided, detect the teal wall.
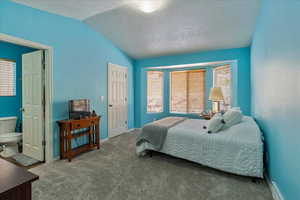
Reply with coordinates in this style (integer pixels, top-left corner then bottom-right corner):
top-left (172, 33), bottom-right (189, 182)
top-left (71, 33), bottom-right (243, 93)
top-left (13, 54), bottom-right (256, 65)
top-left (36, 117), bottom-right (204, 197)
top-left (134, 47), bottom-right (251, 128)
top-left (251, 0), bottom-right (300, 199)
top-left (0, 0), bottom-right (135, 158)
top-left (0, 41), bottom-right (35, 123)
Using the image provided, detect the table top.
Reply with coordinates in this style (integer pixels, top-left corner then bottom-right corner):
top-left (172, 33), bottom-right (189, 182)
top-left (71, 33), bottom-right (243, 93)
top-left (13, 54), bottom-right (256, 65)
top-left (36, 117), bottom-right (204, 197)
top-left (57, 115), bottom-right (101, 124)
top-left (0, 158), bottom-right (39, 194)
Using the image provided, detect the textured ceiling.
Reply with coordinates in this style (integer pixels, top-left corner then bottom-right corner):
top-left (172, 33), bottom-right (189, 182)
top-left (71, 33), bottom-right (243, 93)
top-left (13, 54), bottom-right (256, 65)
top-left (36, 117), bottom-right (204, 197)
top-left (13, 0), bottom-right (261, 59)
top-left (12, 0), bottom-right (130, 20)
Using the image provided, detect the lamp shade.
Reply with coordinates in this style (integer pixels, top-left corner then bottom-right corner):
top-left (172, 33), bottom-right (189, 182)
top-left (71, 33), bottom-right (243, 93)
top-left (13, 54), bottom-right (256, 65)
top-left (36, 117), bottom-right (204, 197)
top-left (209, 87), bottom-right (224, 101)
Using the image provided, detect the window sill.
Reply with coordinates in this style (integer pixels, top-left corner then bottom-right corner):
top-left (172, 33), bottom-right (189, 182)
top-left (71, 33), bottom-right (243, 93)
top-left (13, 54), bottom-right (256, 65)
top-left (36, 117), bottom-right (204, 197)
top-left (170, 112), bottom-right (200, 115)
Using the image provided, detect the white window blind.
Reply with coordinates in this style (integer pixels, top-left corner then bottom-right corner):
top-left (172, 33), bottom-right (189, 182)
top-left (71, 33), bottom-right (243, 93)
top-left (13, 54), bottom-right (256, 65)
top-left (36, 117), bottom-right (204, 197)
top-left (147, 71), bottom-right (163, 113)
top-left (170, 70), bottom-right (205, 113)
top-left (0, 59), bottom-right (16, 96)
top-left (213, 65), bottom-right (231, 110)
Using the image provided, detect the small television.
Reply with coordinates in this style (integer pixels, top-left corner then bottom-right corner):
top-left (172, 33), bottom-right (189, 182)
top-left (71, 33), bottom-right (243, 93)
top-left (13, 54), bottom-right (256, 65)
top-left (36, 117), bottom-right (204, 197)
top-left (69, 99), bottom-right (91, 119)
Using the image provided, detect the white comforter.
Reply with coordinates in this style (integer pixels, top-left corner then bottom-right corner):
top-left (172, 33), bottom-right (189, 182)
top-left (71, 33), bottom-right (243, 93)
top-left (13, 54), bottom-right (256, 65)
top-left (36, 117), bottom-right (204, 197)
top-left (136, 116), bottom-right (264, 178)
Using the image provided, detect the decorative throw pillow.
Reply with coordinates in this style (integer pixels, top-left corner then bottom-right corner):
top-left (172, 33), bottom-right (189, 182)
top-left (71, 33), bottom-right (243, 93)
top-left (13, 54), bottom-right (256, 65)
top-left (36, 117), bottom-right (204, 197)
top-left (230, 107), bottom-right (241, 111)
top-left (222, 109), bottom-right (243, 129)
top-left (205, 115), bottom-right (225, 134)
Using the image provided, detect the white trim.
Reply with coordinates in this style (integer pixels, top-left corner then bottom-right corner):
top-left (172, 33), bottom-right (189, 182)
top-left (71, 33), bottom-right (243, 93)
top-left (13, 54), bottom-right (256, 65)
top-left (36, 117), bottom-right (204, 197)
top-left (0, 116), bottom-right (18, 121)
top-left (265, 175), bottom-right (285, 200)
top-left (53, 156), bottom-right (60, 161)
top-left (0, 34), bottom-right (51, 49)
top-left (100, 138), bottom-right (109, 144)
top-left (0, 33), bottom-right (54, 163)
top-left (146, 60), bottom-right (237, 70)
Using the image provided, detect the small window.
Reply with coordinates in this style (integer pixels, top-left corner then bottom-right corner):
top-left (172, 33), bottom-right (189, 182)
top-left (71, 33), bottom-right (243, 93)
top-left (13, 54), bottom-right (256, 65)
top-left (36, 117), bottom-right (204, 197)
top-left (0, 59), bottom-right (16, 96)
top-left (147, 71), bottom-right (163, 113)
top-left (170, 69), bottom-right (206, 113)
top-left (213, 65), bottom-right (231, 110)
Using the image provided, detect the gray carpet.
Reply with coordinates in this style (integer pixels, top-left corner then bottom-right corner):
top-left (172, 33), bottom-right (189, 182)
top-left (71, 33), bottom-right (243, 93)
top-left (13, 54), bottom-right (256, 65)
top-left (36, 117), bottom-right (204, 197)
top-left (30, 130), bottom-right (273, 200)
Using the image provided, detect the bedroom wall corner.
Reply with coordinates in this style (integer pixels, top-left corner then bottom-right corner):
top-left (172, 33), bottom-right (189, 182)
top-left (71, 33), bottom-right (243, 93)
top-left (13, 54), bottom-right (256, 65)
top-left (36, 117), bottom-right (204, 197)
top-left (251, 0), bottom-right (300, 199)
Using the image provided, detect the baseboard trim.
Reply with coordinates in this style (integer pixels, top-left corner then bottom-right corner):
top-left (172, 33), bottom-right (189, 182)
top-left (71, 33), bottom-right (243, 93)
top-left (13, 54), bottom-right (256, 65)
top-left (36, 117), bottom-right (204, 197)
top-left (100, 138), bottom-right (109, 144)
top-left (53, 156), bottom-right (60, 161)
top-left (265, 174), bottom-right (285, 200)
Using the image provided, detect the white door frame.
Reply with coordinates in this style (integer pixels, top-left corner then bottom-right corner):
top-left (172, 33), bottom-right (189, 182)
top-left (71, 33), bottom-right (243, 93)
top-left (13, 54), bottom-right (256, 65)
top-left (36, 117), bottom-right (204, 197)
top-left (0, 33), bottom-right (54, 163)
top-left (107, 63), bottom-right (129, 138)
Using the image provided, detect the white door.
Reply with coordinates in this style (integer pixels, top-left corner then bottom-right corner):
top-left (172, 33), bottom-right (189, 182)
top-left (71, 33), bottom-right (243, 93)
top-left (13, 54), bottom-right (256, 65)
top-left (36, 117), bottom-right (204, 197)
top-left (22, 50), bottom-right (44, 161)
top-left (108, 63), bottom-right (128, 138)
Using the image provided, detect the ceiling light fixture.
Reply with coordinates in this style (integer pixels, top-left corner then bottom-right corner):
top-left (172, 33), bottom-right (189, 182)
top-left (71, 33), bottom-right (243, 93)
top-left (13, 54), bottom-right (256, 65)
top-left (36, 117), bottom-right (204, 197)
top-left (135, 0), bottom-right (167, 13)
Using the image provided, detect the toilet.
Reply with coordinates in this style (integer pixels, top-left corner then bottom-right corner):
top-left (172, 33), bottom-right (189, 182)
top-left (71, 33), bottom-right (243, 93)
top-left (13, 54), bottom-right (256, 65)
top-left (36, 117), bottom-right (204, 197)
top-left (0, 117), bottom-right (22, 157)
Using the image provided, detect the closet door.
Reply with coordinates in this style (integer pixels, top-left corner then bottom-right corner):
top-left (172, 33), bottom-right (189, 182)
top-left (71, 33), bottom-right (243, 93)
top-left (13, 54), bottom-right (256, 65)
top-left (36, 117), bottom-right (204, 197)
top-left (108, 63), bottom-right (128, 138)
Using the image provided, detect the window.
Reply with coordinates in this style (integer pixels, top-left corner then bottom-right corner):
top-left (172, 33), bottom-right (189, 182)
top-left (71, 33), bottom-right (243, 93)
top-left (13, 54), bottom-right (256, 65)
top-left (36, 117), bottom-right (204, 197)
top-left (147, 71), bottom-right (163, 113)
top-left (213, 65), bottom-right (231, 110)
top-left (0, 59), bottom-right (16, 96)
top-left (170, 70), bottom-right (205, 113)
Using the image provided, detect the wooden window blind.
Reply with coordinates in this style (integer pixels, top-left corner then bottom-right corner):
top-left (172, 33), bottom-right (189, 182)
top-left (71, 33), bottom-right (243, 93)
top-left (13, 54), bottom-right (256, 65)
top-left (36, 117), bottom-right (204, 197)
top-left (170, 69), bottom-right (205, 113)
top-left (147, 71), bottom-right (163, 113)
top-left (213, 65), bottom-right (231, 110)
top-left (0, 59), bottom-right (16, 96)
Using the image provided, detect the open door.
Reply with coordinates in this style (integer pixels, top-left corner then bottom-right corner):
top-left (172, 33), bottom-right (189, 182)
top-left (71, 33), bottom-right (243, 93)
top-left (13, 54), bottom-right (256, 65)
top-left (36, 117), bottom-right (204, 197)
top-left (108, 63), bottom-right (128, 138)
top-left (22, 50), bottom-right (44, 161)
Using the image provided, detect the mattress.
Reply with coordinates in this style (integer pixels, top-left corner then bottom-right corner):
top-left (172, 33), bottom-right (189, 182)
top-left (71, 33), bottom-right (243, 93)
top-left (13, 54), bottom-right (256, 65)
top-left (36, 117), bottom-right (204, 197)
top-left (136, 116), bottom-right (264, 178)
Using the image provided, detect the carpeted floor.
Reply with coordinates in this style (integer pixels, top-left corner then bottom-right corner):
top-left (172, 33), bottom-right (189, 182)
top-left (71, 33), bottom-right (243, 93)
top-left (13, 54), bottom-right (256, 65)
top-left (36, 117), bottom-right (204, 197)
top-left (30, 130), bottom-right (273, 200)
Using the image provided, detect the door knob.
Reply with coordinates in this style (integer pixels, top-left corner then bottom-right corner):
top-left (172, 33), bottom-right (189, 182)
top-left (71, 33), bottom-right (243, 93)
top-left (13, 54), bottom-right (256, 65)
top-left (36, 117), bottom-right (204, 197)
top-left (109, 104), bottom-right (113, 107)
top-left (20, 108), bottom-right (25, 112)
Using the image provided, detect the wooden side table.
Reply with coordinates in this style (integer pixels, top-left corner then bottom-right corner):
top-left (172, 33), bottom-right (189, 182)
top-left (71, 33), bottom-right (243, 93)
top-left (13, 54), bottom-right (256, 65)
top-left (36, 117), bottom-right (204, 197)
top-left (201, 114), bottom-right (213, 120)
top-left (200, 111), bottom-right (215, 120)
top-left (57, 116), bottom-right (101, 162)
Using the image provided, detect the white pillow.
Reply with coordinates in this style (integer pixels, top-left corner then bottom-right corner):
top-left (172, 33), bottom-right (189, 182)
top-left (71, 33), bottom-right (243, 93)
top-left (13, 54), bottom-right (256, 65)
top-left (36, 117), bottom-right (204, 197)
top-left (205, 115), bottom-right (225, 134)
top-left (222, 109), bottom-right (243, 129)
top-left (231, 107), bottom-right (241, 111)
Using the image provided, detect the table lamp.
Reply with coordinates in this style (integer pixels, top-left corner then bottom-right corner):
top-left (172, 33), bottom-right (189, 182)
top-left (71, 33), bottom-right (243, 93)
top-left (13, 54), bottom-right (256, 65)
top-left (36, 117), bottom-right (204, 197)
top-left (209, 87), bottom-right (224, 113)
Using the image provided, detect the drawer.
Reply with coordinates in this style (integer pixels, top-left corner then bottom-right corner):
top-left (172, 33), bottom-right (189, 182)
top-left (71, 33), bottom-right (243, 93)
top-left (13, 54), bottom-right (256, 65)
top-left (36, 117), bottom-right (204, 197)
top-left (90, 119), bottom-right (99, 125)
top-left (71, 120), bottom-right (92, 130)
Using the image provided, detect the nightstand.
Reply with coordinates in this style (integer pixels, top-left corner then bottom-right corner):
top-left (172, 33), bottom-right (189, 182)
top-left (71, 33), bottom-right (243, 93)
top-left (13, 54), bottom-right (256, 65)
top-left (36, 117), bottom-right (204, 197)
top-left (199, 111), bottom-right (215, 120)
top-left (200, 114), bottom-right (212, 120)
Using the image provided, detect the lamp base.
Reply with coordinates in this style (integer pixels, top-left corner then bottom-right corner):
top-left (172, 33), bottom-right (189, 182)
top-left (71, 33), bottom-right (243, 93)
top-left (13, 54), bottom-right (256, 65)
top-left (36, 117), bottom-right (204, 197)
top-left (212, 101), bottom-right (221, 113)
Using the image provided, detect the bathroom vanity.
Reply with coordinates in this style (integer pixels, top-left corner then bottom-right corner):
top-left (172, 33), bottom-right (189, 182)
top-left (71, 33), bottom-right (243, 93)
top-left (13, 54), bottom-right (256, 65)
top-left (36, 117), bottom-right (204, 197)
top-left (0, 158), bottom-right (38, 200)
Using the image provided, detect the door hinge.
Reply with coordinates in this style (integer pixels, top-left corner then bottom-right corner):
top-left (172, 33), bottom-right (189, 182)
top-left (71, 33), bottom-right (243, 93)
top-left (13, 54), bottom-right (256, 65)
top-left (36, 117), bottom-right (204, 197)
top-left (125, 121), bottom-right (127, 124)
top-left (42, 140), bottom-right (46, 146)
top-left (42, 51), bottom-right (46, 69)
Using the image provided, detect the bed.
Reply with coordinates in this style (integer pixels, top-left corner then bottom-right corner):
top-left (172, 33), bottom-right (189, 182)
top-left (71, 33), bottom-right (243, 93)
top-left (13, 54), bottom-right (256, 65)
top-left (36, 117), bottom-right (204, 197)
top-left (136, 116), bottom-right (264, 178)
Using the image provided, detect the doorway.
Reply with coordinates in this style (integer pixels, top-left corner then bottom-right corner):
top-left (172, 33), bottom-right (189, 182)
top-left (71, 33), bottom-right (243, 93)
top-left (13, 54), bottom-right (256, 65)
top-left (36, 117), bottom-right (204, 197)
top-left (0, 33), bottom-right (53, 163)
top-left (108, 63), bottom-right (129, 138)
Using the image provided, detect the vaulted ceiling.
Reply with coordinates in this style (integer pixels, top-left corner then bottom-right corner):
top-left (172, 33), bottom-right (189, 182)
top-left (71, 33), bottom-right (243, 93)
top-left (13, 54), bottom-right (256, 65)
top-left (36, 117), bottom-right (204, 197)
top-left (13, 0), bottom-right (261, 59)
